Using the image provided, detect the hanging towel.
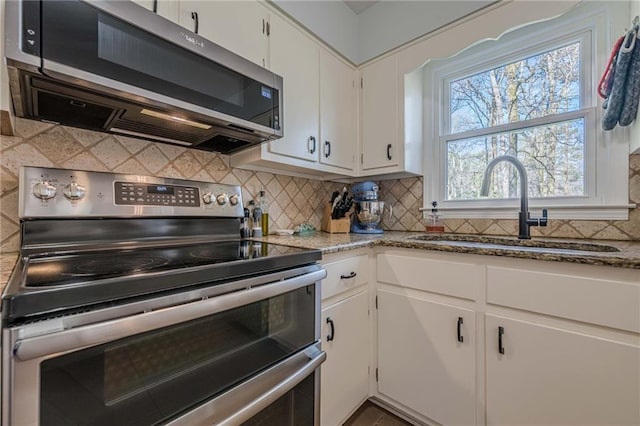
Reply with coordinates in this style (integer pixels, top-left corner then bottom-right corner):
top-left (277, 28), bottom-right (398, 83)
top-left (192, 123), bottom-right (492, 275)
top-left (602, 28), bottom-right (637, 130)
top-left (598, 35), bottom-right (624, 99)
top-left (619, 26), bottom-right (640, 126)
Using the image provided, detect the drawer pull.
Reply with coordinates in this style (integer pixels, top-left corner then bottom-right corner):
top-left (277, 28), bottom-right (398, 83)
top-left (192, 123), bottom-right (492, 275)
top-left (498, 326), bottom-right (505, 354)
top-left (326, 317), bottom-right (335, 342)
top-left (340, 271), bottom-right (357, 279)
top-left (457, 317), bottom-right (464, 343)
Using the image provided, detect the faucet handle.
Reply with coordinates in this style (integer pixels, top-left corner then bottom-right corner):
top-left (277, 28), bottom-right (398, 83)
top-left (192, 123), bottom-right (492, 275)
top-left (540, 208), bottom-right (548, 227)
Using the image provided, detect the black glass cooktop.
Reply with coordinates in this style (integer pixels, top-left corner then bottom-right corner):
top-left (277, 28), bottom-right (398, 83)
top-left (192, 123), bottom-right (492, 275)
top-left (24, 240), bottom-right (303, 288)
top-left (3, 240), bottom-right (321, 323)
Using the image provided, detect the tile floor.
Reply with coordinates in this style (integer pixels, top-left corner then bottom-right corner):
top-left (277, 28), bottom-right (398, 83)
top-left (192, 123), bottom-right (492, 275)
top-left (343, 400), bottom-right (413, 426)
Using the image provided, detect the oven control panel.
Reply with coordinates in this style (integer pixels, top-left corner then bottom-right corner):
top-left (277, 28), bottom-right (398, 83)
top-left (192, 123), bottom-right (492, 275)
top-left (19, 167), bottom-right (244, 218)
top-left (115, 182), bottom-right (200, 207)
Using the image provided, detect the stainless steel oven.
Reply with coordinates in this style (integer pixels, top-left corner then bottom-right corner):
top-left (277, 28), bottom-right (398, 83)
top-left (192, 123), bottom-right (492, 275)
top-left (2, 167), bottom-right (326, 426)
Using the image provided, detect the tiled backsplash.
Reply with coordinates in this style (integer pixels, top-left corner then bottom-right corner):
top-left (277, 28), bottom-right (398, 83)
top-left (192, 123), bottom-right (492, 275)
top-left (0, 118), bottom-right (345, 252)
top-left (380, 154), bottom-right (640, 240)
top-left (1, 118), bottom-right (639, 253)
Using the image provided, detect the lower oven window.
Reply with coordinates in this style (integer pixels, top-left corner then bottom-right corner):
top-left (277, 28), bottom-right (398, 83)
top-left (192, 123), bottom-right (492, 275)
top-left (242, 374), bottom-right (315, 426)
top-left (38, 285), bottom-right (316, 425)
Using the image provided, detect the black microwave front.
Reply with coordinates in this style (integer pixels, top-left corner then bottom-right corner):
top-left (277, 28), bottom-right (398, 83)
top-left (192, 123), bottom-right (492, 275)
top-left (4, 0), bottom-right (283, 154)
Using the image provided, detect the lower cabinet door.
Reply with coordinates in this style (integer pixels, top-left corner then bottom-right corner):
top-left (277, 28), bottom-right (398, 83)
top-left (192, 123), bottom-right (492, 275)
top-left (486, 314), bottom-right (640, 426)
top-left (377, 290), bottom-right (476, 425)
top-left (321, 291), bottom-right (370, 426)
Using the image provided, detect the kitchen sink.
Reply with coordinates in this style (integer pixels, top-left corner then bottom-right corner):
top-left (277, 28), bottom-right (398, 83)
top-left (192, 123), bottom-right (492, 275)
top-left (409, 234), bottom-right (621, 254)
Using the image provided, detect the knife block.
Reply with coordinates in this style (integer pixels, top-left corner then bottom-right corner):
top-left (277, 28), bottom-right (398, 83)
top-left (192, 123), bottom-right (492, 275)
top-left (321, 203), bottom-right (351, 234)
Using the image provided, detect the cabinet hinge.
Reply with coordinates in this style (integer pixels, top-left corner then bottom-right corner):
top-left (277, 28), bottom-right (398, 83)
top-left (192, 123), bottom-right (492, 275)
top-left (375, 368), bottom-right (379, 382)
top-left (375, 295), bottom-right (378, 309)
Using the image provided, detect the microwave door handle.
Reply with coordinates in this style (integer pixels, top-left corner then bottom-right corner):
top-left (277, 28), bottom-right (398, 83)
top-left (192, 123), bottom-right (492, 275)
top-left (166, 344), bottom-right (326, 426)
top-left (13, 269), bottom-right (326, 361)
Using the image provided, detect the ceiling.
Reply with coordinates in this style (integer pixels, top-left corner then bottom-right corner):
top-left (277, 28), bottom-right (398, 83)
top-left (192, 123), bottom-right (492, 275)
top-left (344, 1), bottom-right (379, 15)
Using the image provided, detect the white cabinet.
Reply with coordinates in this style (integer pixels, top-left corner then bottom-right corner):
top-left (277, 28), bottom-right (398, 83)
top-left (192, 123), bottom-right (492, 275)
top-left (378, 291), bottom-right (476, 426)
top-left (360, 55), bottom-right (399, 171)
top-left (0, 0), bottom-right (15, 135)
top-left (359, 54), bottom-right (423, 178)
top-left (267, 12), bottom-right (320, 163)
top-left (486, 314), bottom-right (640, 426)
top-left (376, 251), bottom-right (478, 425)
top-left (321, 291), bottom-right (370, 426)
top-left (320, 251), bottom-right (371, 426)
top-left (177, 1), bottom-right (267, 67)
top-left (319, 49), bottom-right (356, 171)
top-left (231, 17), bottom-right (358, 179)
top-left (131, 0), bottom-right (179, 23)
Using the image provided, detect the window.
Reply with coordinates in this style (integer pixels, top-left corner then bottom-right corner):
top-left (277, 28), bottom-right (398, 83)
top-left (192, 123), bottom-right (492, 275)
top-left (424, 2), bottom-right (631, 220)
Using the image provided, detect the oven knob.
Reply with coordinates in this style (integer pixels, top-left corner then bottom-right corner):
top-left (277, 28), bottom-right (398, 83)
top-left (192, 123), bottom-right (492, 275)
top-left (216, 193), bottom-right (229, 205)
top-left (63, 182), bottom-right (86, 200)
top-left (32, 180), bottom-right (57, 200)
top-left (202, 192), bottom-right (213, 204)
top-left (229, 193), bottom-right (240, 206)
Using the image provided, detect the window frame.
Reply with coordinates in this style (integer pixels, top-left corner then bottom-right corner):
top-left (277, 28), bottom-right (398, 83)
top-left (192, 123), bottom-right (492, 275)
top-left (423, 3), bottom-right (632, 220)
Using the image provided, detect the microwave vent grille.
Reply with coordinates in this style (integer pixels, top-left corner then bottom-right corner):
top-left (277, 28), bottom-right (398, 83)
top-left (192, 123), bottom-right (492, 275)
top-left (112, 118), bottom-right (205, 145)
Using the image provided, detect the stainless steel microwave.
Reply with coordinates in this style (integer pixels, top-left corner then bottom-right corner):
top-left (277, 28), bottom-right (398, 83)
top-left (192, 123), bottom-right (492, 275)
top-left (4, 0), bottom-right (283, 154)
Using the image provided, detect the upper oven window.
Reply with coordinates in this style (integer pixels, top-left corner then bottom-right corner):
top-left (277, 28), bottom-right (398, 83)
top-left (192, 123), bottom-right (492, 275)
top-left (38, 285), bottom-right (316, 425)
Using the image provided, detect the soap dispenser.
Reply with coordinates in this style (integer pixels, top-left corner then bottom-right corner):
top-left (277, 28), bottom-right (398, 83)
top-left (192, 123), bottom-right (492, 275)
top-left (425, 201), bottom-right (445, 233)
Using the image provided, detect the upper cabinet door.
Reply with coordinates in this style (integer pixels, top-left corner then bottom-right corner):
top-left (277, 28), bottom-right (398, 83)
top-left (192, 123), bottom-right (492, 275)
top-left (178, 1), bottom-right (268, 67)
top-left (319, 50), bottom-right (356, 171)
top-left (361, 55), bottom-right (399, 170)
top-left (131, 0), bottom-right (179, 23)
top-left (267, 13), bottom-right (320, 163)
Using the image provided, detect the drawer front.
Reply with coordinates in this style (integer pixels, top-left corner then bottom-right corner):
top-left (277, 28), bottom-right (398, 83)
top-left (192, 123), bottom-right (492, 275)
top-left (377, 254), bottom-right (482, 300)
top-left (487, 266), bottom-right (640, 333)
top-left (322, 255), bottom-right (369, 300)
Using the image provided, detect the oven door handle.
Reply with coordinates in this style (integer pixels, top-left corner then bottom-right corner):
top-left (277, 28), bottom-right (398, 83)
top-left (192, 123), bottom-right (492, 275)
top-left (166, 343), bottom-right (326, 426)
top-left (13, 269), bottom-right (326, 361)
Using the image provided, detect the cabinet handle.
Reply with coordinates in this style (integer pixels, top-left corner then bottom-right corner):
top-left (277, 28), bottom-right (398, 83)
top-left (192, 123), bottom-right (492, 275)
top-left (152, 0), bottom-right (158, 13)
top-left (387, 144), bottom-right (392, 160)
top-left (457, 317), bottom-right (464, 343)
top-left (340, 271), bottom-right (357, 279)
top-left (324, 141), bottom-right (331, 158)
top-left (191, 11), bottom-right (199, 34)
top-left (308, 136), bottom-right (316, 154)
top-left (498, 326), bottom-right (505, 354)
top-left (326, 317), bottom-right (335, 342)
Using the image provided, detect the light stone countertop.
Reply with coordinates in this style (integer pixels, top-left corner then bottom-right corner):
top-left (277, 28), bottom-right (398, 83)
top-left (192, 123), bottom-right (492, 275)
top-left (1, 231), bottom-right (639, 296)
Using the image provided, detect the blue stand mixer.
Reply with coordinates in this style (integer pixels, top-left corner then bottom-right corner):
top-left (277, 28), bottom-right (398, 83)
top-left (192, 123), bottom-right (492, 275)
top-left (350, 181), bottom-right (392, 234)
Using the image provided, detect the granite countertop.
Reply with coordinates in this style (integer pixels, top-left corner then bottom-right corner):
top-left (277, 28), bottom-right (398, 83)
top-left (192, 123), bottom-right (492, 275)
top-left (257, 231), bottom-right (640, 269)
top-left (1, 231), bottom-right (639, 294)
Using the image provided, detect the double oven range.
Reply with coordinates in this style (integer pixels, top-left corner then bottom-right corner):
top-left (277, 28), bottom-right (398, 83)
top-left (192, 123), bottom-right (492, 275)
top-left (2, 167), bottom-right (326, 425)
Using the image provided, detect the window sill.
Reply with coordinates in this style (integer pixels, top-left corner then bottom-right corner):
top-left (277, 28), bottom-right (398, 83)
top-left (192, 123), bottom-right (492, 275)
top-left (418, 204), bottom-right (636, 220)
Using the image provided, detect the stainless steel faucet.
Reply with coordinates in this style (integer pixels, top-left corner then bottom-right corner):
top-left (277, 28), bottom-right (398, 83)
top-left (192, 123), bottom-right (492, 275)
top-left (480, 155), bottom-right (548, 239)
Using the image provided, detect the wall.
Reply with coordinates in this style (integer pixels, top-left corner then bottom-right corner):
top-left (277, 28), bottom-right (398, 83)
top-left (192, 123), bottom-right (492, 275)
top-left (272, 0), bottom-right (359, 62)
top-left (379, 155), bottom-right (640, 240)
top-left (272, 0), bottom-right (492, 64)
top-left (0, 118), bottom-right (347, 253)
top-left (357, 0), bottom-right (493, 64)
top-left (631, 0), bottom-right (640, 154)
